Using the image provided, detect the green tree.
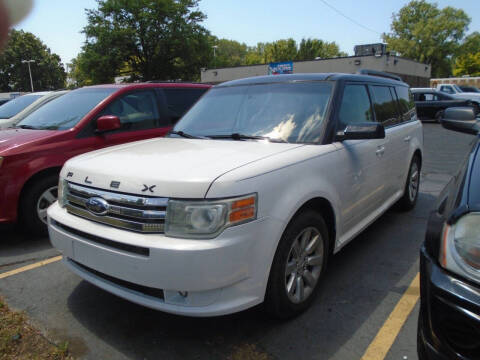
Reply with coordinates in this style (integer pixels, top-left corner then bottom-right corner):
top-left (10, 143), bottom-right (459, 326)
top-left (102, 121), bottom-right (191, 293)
top-left (296, 38), bottom-right (347, 60)
top-left (264, 39), bottom-right (298, 62)
top-left (453, 53), bottom-right (480, 77)
top-left (0, 30), bottom-right (65, 91)
top-left (383, 0), bottom-right (470, 77)
top-left (78, 0), bottom-right (211, 83)
top-left (453, 32), bottom-right (480, 76)
top-left (209, 37), bottom-right (247, 68)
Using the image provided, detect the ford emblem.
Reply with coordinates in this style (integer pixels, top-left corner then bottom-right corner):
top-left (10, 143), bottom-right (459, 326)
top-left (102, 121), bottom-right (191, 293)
top-left (85, 197), bottom-right (109, 216)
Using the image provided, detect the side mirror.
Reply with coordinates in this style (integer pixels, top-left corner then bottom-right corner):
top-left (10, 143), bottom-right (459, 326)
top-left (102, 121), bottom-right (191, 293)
top-left (440, 107), bottom-right (478, 135)
top-left (336, 122), bottom-right (385, 141)
top-left (96, 115), bottom-right (121, 133)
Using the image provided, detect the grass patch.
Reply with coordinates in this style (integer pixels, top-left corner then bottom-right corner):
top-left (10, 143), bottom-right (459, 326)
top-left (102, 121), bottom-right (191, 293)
top-left (0, 297), bottom-right (72, 359)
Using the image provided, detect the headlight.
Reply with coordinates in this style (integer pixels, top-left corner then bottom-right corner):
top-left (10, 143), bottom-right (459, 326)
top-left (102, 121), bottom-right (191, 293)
top-left (165, 194), bottom-right (257, 239)
top-left (57, 178), bottom-right (68, 208)
top-left (440, 213), bottom-right (480, 284)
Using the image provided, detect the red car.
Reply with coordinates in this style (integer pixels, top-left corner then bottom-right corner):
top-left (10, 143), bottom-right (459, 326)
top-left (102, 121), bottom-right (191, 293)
top-left (0, 82), bottom-right (210, 234)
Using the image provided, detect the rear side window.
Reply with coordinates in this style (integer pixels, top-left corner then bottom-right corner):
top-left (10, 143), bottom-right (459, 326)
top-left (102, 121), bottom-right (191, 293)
top-left (370, 86), bottom-right (399, 126)
top-left (395, 86), bottom-right (416, 121)
top-left (338, 84), bottom-right (374, 128)
top-left (163, 88), bottom-right (208, 124)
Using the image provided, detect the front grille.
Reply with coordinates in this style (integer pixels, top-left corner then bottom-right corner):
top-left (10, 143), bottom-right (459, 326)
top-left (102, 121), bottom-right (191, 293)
top-left (65, 182), bottom-right (167, 233)
top-left (69, 259), bottom-right (164, 300)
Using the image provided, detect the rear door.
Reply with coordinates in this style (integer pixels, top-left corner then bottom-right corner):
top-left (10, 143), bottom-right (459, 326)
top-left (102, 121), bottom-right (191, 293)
top-left (160, 87), bottom-right (209, 125)
top-left (370, 85), bottom-right (403, 201)
top-left (333, 83), bottom-right (386, 233)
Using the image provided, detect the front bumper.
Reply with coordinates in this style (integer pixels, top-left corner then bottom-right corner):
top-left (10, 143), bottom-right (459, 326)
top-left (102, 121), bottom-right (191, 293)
top-left (419, 245), bottom-right (480, 359)
top-left (48, 202), bottom-right (285, 316)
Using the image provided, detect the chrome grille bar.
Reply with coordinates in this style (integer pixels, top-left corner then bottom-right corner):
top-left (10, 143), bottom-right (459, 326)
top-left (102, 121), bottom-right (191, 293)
top-left (65, 182), bottom-right (167, 233)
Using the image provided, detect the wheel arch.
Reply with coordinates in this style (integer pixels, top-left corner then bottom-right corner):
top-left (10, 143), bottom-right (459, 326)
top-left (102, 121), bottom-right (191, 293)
top-left (413, 148), bottom-right (422, 169)
top-left (19, 166), bottom-right (62, 205)
top-left (287, 197), bottom-right (337, 256)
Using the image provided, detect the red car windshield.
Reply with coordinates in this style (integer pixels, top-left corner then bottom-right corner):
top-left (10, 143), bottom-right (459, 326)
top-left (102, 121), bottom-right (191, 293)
top-left (17, 88), bottom-right (116, 130)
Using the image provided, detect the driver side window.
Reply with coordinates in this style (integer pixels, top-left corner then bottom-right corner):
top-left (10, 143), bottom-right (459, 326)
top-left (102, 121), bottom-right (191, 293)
top-left (338, 84), bottom-right (374, 129)
top-left (100, 90), bottom-right (159, 131)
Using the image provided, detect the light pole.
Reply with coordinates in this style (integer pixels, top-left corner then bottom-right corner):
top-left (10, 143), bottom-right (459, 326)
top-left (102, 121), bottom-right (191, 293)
top-left (21, 59), bottom-right (35, 92)
top-left (212, 45), bottom-right (218, 69)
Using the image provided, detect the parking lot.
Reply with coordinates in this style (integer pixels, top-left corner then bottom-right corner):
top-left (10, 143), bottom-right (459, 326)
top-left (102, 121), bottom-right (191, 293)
top-left (0, 123), bottom-right (476, 360)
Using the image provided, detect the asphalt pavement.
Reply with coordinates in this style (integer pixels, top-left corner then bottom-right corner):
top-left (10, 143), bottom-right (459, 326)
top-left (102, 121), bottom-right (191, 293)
top-left (0, 123), bottom-right (476, 360)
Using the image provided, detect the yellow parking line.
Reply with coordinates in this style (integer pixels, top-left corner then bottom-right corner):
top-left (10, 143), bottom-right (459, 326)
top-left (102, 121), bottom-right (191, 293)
top-left (0, 256), bottom-right (63, 280)
top-left (361, 273), bottom-right (420, 360)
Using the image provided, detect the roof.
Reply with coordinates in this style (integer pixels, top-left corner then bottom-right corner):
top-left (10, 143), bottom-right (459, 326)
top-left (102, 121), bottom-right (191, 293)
top-left (25, 91), bottom-right (52, 96)
top-left (86, 82), bottom-right (211, 90)
top-left (217, 73), bottom-right (408, 87)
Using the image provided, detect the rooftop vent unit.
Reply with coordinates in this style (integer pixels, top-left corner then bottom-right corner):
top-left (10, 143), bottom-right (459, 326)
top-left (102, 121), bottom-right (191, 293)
top-left (354, 43), bottom-right (387, 57)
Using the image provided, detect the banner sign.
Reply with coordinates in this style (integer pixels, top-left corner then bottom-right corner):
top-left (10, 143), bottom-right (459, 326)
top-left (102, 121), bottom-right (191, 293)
top-left (268, 61), bottom-right (293, 75)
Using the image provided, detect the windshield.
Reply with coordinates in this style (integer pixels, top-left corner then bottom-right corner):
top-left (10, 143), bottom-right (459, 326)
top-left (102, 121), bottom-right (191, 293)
top-left (173, 81), bottom-right (333, 143)
top-left (17, 88), bottom-right (116, 130)
top-left (0, 95), bottom-right (42, 119)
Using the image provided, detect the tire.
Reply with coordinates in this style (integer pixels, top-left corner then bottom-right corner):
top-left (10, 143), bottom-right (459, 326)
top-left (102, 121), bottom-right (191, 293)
top-left (397, 155), bottom-right (421, 211)
top-left (434, 110), bottom-right (444, 123)
top-left (19, 174), bottom-right (58, 236)
top-left (265, 210), bottom-right (329, 319)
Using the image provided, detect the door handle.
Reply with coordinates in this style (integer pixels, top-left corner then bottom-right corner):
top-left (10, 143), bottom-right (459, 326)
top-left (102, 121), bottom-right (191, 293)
top-left (376, 145), bottom-right (385, 157)
top-left (404, 136), bottom-right (411, 142)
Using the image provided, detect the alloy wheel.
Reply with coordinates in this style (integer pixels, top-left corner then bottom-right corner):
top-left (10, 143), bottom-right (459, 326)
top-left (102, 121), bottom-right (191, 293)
top-left (36, 186), bottom-right (58, 224)
top-left (285, 226), bottom-right (324, 304)
top-left (408, 162), bottom-right (419, 202)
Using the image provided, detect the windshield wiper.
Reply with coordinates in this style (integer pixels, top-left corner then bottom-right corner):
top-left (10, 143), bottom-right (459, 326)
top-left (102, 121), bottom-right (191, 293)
top-left (16, 125), bottom-right (39, 130)
top-left (168, 130), bottom-right (206, 139)
top-left (207, 133), bottom-right (287, 143)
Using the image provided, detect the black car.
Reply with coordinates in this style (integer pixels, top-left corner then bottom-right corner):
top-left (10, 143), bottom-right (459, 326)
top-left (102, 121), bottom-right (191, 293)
top-left (460, 85), bottom-right (480, 93)
top-left (418, 107), bottom-right (480, 359)
top-left (411, 89), bottom-right (475, 121)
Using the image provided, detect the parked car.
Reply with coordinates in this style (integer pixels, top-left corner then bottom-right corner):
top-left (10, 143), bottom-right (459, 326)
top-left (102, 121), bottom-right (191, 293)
top-left (411, 88), bottom-right (477, 121)
top-left (0, 82), bottom-right (210, 234)
top-left (459, 85), bottom-right (480, 93)
top-left (48, 72), bottom-right (423, 318)
top-left (0, 90), bottom-right (69, 129)
top-left (418, 107), bottom-right (479, 360)
top-left (436, 83), bottom-right (480, 105)
top-left (0, 92), bottom-right (50, 121)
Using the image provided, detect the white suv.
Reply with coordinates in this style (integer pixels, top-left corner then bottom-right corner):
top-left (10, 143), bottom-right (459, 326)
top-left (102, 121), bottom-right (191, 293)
top-left (48, 73), bottom-right (423, 318)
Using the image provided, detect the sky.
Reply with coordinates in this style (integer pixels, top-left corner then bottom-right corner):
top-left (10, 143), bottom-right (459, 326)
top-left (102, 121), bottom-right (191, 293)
top-left (14, 0), bottom-right (480, 66)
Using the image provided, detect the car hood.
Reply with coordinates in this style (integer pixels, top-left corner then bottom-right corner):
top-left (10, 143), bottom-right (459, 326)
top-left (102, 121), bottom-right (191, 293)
top-left (62, 137), bottom-right (304, 198)
top-left (0, 128), bottom-right (62, 155)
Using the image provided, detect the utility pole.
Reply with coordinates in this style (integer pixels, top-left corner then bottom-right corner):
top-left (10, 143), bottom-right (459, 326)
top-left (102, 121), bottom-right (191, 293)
top-left (212, 45), bottom-right (218, 69)
top-left (21, 59), bottom-right (35, 92)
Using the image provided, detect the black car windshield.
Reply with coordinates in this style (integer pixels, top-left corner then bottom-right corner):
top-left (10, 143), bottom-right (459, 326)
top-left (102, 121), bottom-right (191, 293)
top-left (0, 94), bottom-right (42, 119)
top-left (173, 81), bottom-right (333, 143)
top-left (17, 88), bottom-right (116, 130)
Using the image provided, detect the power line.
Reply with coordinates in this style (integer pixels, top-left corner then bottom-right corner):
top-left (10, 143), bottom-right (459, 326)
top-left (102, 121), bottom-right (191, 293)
top-left (319, 0), bottom-right (382, 35)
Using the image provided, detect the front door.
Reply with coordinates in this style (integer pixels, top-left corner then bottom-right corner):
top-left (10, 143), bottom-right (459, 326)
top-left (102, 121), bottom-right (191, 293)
top-left (333, 83), bottom-right (386, 235)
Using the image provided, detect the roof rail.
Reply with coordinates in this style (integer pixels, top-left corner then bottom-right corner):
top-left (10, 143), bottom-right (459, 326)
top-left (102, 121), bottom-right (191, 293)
top-left (356, 69), bottom-right (402, 82)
